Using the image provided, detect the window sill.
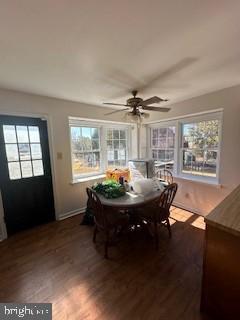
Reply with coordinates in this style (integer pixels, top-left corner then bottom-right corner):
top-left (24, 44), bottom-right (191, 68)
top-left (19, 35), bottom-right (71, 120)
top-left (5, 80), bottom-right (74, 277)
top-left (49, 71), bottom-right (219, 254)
top-left (71, 174), bottom-right (106, 184)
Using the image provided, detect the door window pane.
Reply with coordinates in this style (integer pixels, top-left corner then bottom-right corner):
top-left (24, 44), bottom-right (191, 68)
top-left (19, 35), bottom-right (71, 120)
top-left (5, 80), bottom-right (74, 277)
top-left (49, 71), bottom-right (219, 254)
top-left (8, 162), bottom-right (21, 180)
top-left (5, 144), bottom-right (19, 161)
top-left (16, 126), bottom-right (29, 143)
top-left (19, 144), bottom-right (31, 160)
top-left (3, 125), bottom-right (17, 143)
top-left (30, 144), bottom-right (42, 159)
top-left (29, 126), bottom-right (40, 143)
top-left (21, 161), bottom-right (33, 178)
top-left (32, 160), bottom-right (44, 176)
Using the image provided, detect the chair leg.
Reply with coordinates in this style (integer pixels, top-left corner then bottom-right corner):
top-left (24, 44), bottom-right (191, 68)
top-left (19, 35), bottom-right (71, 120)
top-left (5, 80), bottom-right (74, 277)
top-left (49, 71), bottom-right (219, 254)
top-left (104, 231), bottom-right (110, 259)
top-left (93, 225), bottom-right (98, 243)
top-left (154, 220), bottom-right (159, 250)
top-left (167, 218), bottom-right (172, 238)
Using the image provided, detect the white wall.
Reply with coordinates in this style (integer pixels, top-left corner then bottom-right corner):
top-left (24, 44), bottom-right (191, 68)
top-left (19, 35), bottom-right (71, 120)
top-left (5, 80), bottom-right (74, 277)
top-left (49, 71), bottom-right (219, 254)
top-left (0, 88), bottom-right (138, 221)
top-left (144, 84), bottom-right (240, 215)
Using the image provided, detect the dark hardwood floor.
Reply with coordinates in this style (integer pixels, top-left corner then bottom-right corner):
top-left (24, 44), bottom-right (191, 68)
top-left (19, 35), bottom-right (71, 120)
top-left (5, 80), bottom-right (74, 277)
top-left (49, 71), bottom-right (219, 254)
top-left (0, 207), bottom-right (211, 320)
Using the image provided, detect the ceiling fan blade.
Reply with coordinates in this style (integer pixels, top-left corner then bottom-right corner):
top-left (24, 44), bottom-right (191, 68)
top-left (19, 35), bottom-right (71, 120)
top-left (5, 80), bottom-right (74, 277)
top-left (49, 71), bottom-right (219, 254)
top-left (105, 108), bottom-right (130, 116)
top-left (141, 96), bottom-right (168, 105)
top-left (142, 106), bottom-right (171, 112)
top-left (103, 102), bottom-right (128, 107)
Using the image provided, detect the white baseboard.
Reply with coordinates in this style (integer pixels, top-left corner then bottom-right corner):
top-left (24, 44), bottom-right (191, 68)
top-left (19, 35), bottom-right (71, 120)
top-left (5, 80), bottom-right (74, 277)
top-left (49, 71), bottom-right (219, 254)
top-left (173, 201), bottom-right (205, 216)
top-left (58, 207), bottom-right (86, 220)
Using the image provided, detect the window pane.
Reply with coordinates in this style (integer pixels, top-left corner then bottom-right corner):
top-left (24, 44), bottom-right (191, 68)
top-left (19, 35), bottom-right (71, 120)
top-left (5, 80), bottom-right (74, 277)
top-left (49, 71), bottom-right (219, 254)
top-left (28, 126), bottom-right (40, 143)
top-left (114, 150), bottom-right (119, 160)
top-left (202, 151), bottom-right (217, 177)
top-left (30, 144), bottom-right (42, 159)
top-left (107, 150), bottom-right (114, 161)
top-left (32, 160), bottom-right (44, 176)
top-left (8, 162), bottom-right (21, 180)
top-left (152, 129), bottom-right (158, 139)
top-left (119, 149), bottom-right (126, 160)
top-left (19, 143), bottom-right (31, 160)
top-left (152, 139), bottom-right (158, 147)
top-left (92, 139), bottom-right (99, 150)
top-left (159, 128), bottom-right (167, 138)
top-left (166, 137), bottom-right (174, 148)
top-left (82, 127), bottom-right (91, 139)
top-left (16, 126), bottom-right (29, 143)
top-left (81, 136), bottom-right (92, 151)
top-left (72, 140), bottom-right (82, 152)
top-left (5, 144), bottom-right (19, 161)
top-left (120, 130), bottom-right (126, 139)
top-left (113, 140), bottom-right (119, 149)
top-left (107, 140), bottom-right (113, 149)
top-left (91, 128), bottom-right (99, 139)
top-left (3, 125), bottom-right (17, 143)
top-left (71, 127), bottom-right (81, 140)
top-left (182, 150), bottom-right (204, 175)
top-left (72, 152), bottom-right (100, 175)
top-left (113, 130), bottom-right (119, 139)
top-left (119, 140), bottom-right (126, 149)
top-left (182, 120), bottom-right (219, 149)
top-left (21, 161), bottom-right (33, 178)
top-left (159, 138), bottom-right (167, 148)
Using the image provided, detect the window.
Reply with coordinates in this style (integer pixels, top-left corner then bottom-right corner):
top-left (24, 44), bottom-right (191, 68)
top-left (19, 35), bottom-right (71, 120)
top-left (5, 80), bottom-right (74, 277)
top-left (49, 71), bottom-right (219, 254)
top-left (181, 120), bottom-right (219, 178)
top-left (3, 125), bottom-right (44, 180)
top-left (107, 129), bottom-right (127, 168)
top-left (70, 120), bottom-right (130, 180)
top-left (151, 126), bottom-right (175, 171)
top-left (149, 111), bottom-right (222, 183)
top-left (71, 126), bottom-right (101, 177)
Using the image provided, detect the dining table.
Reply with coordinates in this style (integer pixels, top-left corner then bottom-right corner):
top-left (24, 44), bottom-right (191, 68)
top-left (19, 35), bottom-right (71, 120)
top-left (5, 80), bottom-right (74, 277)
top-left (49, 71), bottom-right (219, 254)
top-left (96, 189), bottom-right (163, 211)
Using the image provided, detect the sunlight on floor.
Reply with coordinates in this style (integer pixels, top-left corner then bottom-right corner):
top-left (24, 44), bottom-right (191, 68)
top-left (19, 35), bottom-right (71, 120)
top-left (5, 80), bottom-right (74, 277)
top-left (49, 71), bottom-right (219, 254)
top-left (191, 216), bottom-right (206, 230)
top-left (170, 206), bottom-right (194, 222)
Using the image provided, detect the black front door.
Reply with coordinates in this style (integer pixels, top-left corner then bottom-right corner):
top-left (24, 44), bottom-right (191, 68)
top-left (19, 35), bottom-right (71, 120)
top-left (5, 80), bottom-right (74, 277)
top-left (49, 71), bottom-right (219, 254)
top-left (0, 115), bottom-right (55, 235)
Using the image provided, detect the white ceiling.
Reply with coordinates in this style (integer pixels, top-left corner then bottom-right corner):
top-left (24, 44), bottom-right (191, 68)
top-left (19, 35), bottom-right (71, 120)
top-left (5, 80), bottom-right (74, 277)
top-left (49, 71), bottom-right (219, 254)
top-left (0, 0), bottom-right (240, 108)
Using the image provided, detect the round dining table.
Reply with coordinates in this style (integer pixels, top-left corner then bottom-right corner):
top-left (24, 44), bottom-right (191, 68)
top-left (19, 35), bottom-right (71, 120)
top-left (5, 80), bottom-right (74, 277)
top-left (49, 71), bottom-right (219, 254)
top-left (96, 189), bottom-right (163, 210)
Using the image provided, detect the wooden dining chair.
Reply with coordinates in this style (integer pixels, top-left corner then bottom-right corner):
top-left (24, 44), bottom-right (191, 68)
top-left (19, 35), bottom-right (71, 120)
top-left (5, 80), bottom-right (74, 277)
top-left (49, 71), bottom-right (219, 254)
top-left (140, 183), bottom-right (178, 249)
top-left (155, 169), bottom-right (173, 185)
top-left (87, 188), bottom-right (129, 258)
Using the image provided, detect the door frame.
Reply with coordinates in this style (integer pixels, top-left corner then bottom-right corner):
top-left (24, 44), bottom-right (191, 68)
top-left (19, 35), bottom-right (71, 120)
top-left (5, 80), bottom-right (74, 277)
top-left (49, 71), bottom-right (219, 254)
top-left (0, 110), bottom-right (59, 238)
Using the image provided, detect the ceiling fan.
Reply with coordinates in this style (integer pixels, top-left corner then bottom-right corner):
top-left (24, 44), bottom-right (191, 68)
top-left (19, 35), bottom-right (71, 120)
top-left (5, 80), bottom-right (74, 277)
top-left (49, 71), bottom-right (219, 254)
top-left (103, 90), bottom-right (170, 120)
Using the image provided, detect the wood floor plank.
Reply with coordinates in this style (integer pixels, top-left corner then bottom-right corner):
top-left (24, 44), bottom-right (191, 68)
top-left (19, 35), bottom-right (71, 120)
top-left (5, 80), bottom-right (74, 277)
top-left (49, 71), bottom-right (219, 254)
top-left (0, 207), bottom-right (211, 319)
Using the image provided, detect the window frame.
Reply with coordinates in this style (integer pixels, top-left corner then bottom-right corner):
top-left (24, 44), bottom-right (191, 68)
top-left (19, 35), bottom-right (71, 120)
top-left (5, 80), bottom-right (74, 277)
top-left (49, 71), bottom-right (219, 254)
top-left (69, 119), bottom-right (131, 181)
top-left (148, 111), bottom-right (222, 184)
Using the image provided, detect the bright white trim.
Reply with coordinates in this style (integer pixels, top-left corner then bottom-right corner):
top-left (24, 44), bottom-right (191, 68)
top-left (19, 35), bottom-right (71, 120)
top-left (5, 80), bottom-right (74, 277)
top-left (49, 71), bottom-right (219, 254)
top-left (58, 207), bottom-right (86, 220)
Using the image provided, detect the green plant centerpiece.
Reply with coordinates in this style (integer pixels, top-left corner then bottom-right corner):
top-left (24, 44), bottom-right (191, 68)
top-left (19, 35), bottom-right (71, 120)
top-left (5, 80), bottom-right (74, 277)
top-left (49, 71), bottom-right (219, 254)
top-left (92, 179), bottom-right (126, 199)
